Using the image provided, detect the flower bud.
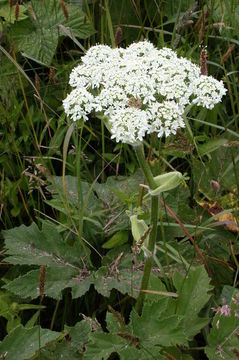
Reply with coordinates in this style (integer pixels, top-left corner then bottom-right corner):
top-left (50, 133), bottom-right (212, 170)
top-left (130, 215), bottom-right (148, 244)
top-left (150, 171), bottom-right (184, 196)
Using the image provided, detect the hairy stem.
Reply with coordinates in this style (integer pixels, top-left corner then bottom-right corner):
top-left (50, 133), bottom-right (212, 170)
top-left (134, 144), bottom-right (159, 314)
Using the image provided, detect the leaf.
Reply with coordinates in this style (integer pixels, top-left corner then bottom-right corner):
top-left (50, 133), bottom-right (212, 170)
top-left (47, 175), bottom-right (104, 229)
top-left (94, 170), bottom-right (143, 234)
top-left (4, 267), bottom-right (77, 300)
top-left (11, 0), bottom-right (95, 65)
top-left (205, 289), bottom-right (239, 359)
top-left (192, 146), bottom-right (239, 199)
top-left (69, 272), bottom-right (94, 299)
top-left (42, 320), bottom-right (91, 359)
top-left (102, 230), bottom-right (128, 249)
top-left (65, 321), bottom-right (91, 348)
top-left (130, 302), bottom-right (187, 348)
top-left (93, 267), bottom-right (142, 299)
top-left (0, 325), bottom-right (60, 360)
top-left (197, 138), bottom-right (228, 157)
top-left (84, 333), bottom-right (128, 360)
top-left (2, 221), bottom-right (92, 301)
top-left (2, 222), bottom-right (82, 267)
top-left (173, 266), bottom-right (213, 338)
top-left (0, 3), bottom-right (27, 23)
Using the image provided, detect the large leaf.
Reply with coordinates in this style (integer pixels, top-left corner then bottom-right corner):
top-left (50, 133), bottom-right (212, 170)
top-left (11, 0), bottom-right (95, 65)
top-left (2, 221), bottom-right (83, 267)
top-left (0, 325), bottom-right (60, 360)
top-left (173, 266), bottom-right (213, 338)
top-left (84, 333), bottom-right (129, 360)
top-left (2, 223), bottom-right (142, 301)
top-left (93, 266), bottom-right (142, 299)
top-left (84, 331), bottom-right (163, 360)
top-left (40, 321), bottom-right (91, 360)
top-left (205, 289), bottom-right (239, 360)
top-left (2, 221), bottom-right (84, 300)
top-left (0, 3), bottom-right (27, 23)
top-left (4, 267), bottom-right (77, 300)
top-left (130, 302), bottom-right (187, 348)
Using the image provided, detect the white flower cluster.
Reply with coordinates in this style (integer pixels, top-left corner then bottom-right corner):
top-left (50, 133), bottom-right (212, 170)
top-left (63, 41), bottom-right (227, 144)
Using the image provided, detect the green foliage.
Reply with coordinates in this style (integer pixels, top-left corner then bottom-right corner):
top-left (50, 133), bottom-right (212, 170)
top-left (40, 321), bottom-right (91, 359)
top-left (10, 0), bottom-right (95, 65)
top-left (84, 266), bottom-right (212, 359)
top-left (173, 266), bottom-right (213, 338)
top-left (0, 325), bottom-right (60, 360)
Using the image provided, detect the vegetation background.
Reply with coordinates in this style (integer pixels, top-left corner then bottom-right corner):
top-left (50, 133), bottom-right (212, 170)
top-left (0, 0), bottom-right (239, 359)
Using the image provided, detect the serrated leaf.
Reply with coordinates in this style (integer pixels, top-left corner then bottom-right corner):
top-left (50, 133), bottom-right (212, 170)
top-left (93, 267), bottom-right (142, 299)
top-left (2, 221), bottom-right (82, 267)
top-left (11, 0), bottom-right (95, 65)
top-left (205, 289), bottom-right (239, 360)
top-left (173, 266), bottom-right (213, 338)
top-left (0, 325), bottom-right (60, 360)
top-left (84, 333), bottom-right (127, 360)
top-left (4, 267), bottom-right (77, 300)
top-left (106, 312), bottom-right (124, 333)
top-left (65, 321), bottom-right (91, 348)
top-left (131, 302), bottom-right (187, 348)
top-left (70, 272), bottom-right (94, 299)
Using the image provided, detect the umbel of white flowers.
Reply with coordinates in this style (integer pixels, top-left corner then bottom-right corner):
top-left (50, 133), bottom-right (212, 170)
top-left (63, 41), bottom-right (227, 144)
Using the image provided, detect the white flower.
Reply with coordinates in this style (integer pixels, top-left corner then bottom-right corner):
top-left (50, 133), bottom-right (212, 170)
top-left (63, 41), bottom-right (227, 144)
top-left (109, 107), bottom-right (150, 144)
top-left (192, 76), bottom-right (227, 109)
top-left (63, 87), bottom-right (97, 122)
top-left (148, 101), bottom-right (185, 138)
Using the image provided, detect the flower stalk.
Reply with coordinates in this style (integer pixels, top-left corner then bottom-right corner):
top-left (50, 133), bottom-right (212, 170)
top-left (134, 144), bottom-right (159, 314)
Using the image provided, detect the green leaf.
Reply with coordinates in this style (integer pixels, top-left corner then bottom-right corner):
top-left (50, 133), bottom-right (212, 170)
top-left (0, 325), bottom-right (60, 360)
top-left (93, 267), bottom-right (142, 299)
top-left (65, 321), bottom-right (92, 348)
top-left (47, 175), bottom-right (104, 231)
top-left (192, 146), bottom-right (239, 199)
top-left (40, 320), bottom-right (91, 359)
top-left (131, 302), bottom-right (187, 348)
top-left (2, 221), bottom-right (94, 301)
top-left (0, 4), bottom-right (27, 23)
top-left (102, 230), bottom-right (128, 249)
top-left (2, 222), bottom-right (82, 267)
top-left (70, 272), bottom-right (94, 299)
top-left (205, 289), bottom-right (239, 360)
top-left (11, 0), bottom-right (95, 65)
top-left (173, 266), bottom-right (213, 338)
top-left (197, 138), bottom-right (228, 157)
top-left (4, 267), bottom-right (77, 300)
top-left (84, 333), bottom-right (128, 360)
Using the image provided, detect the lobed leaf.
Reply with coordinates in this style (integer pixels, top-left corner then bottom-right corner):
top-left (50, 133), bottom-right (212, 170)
top-left (0, 325), bottom-right (60, 360)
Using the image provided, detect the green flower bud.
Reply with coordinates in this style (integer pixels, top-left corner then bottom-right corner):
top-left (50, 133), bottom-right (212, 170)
top-left (130, 215), bottom-right (149, 246)
top-left (150, 171), bottom-right (184, 196)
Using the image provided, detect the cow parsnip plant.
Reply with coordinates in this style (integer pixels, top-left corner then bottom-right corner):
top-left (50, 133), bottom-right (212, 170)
top-left (63, 41), bottom-right (227, 313)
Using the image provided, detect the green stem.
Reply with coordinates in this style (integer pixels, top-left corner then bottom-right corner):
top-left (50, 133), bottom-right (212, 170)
top-left (134, 144), bottom-right (159, 314)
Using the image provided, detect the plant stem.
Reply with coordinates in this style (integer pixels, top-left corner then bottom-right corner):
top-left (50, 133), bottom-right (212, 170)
top-left (134, 144), bottom-right (159, 314)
